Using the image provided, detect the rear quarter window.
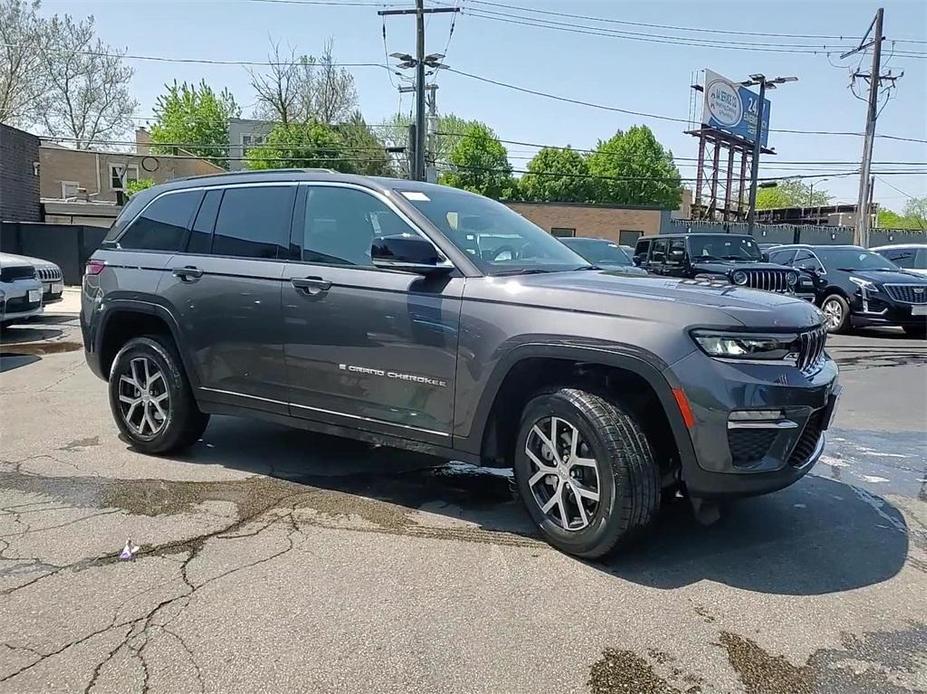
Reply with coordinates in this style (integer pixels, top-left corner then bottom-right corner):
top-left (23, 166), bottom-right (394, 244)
top-left (117, 190), bottom-right (203, 252)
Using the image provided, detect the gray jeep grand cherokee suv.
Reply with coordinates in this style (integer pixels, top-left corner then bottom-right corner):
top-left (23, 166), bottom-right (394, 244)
top-left (81, 171), bottom-right (840, 558)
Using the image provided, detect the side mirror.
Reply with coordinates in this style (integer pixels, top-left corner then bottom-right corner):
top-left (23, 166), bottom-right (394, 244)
top-left (371, 234), bottom-right (451, 274)
top-left (761, 252), bottom-right (770, 262)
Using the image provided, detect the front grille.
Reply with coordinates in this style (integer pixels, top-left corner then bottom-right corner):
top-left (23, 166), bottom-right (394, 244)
top-left (4, 296), bottom-right (41, 313)
top-left (795, 325), bottom-right (827, 373)
top-left (0, 265), bottom-right (36, 282)
top-left (884, 284), bottom-right (927, 304)
top-left (788, 409), bottom-right (826, 467)
top-left (744, 269), bottom-right (791, 293)
top-left (37, 267), bottom-right (62, 282)
top-left (729, 429), bottom-right (777, 465)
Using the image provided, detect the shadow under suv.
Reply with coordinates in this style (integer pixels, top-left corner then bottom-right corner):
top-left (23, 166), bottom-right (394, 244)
top-left (81, 171), bottom-right (840, 558)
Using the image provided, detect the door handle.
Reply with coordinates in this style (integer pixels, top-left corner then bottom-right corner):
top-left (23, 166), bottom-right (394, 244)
top-left (173, 266), bottom-right (204, 281)
top-left (291, 276), bottom-right (332, 294)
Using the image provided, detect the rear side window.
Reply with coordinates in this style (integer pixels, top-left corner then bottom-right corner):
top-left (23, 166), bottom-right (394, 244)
top-left (212, 186), bottom-right (295, 259)
top-left (118, 191), bottom-right (202, 251)
top-left (650, 239), bottom-right (668, 263)
top-left (187, 189), bottom-right (222, 254)
top-left (633, 239), bottom-right (651, 263)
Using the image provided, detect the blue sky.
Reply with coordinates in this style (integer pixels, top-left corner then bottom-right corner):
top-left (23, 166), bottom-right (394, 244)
top-left (42, 0), bottom-right (927, 211)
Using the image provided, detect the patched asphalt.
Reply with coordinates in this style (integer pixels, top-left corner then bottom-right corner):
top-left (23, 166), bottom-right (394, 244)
top-left (0, 311), bottom-right (925, 693)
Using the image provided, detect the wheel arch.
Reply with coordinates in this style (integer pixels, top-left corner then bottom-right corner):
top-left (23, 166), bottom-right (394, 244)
top-left (462, 343), bottom-right (694, 485)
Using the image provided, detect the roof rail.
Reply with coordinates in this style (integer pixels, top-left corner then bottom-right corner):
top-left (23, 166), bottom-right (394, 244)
top-left (176, 167), bottom-right (339, 182)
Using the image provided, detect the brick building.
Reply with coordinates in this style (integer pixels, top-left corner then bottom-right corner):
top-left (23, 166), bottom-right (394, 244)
top-left (39, 129), bottom-right (223, 204)
top-left (0, 124), bottom-right (41, 222)
top-left (505, 201), bottom-right (671, 246)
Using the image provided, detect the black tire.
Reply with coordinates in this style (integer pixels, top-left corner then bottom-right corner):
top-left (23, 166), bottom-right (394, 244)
top-left (108, 335), bottom-right (209, 454)
top-left (903, 324), bottom-right (927, 338)
top-left (821, 294), bottom-right (850, 333)
top-left (513, 388), bottom-right (660, 559)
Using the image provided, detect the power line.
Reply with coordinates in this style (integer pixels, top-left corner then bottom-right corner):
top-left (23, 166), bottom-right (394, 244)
top-left (443, 68), bottom-right (927, 142)
top-left (462, 0), bottom-right (927, 44)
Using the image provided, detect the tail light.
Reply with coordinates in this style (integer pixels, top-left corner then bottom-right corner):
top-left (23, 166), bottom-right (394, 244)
top-left (85, 259), bottom-right (106, 276)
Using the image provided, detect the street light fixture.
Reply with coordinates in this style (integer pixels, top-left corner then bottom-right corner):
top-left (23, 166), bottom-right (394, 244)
top-left (744, 74), bottom-right (799, 234)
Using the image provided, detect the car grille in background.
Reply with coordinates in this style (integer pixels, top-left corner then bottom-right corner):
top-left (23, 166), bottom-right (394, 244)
top-left (729, 429), bottom-right (776, 466)
top-left (796, 325), bottom-right (827, 372)
top-left (0, 265), bottom-right (36, 282)
top-left (4, 296), bottom-right (41, 313)
top-left (884, 284), bottom-right (927, 304)
top-left (744, 270), bottom-right (792, 293)
top-left (37, 267), bottom-right (62, 282)
top-left (788, 409), bottom-right (826, 467)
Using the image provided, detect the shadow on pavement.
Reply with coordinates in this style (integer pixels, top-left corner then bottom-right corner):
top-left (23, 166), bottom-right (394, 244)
top-left (0, 353), bottom-right (41, 373)
top-left (0, 326), bottom-right (63, 344)
top-left (147, 416), bottom-right (910, 597)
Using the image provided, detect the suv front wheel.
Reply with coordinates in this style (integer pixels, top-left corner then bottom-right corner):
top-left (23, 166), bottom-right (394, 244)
top-left (108, 336), bottom-right (209, 454)
top-left (513, 388), bottom-right (660, 559)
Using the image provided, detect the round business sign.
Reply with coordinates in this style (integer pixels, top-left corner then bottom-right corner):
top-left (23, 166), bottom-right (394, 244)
top-left (706, 78), bottom-right (742, 128)
top-left (141, 156), bottom-right (160, 173)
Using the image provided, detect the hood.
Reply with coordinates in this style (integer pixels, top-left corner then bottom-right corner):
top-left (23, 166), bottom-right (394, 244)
top-left (689, 260), bottom-right (791, 274)
top-left (467, 270), bottom-right (823, 330)
top-left (851, 269), bottom-right (927, 285)
top-left (0, 252), bottom-right (55, 269)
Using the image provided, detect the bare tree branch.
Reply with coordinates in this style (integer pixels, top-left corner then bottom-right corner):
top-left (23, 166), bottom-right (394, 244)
top-left (0, 0), bottom-right (46, 126)
top-left (248, 39), bottom-right (299, 125)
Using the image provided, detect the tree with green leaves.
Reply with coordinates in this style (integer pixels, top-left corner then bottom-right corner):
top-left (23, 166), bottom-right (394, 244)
top-left (586, 125), bottom-right (681, 208)
top-left (440, 122), bottom-right (514, 199)
top-left (903, 196), bottom-right (927, 229)
top-left (877, 198), bottom-right (927, 230)
top-left (245, 120), bottom-right (353, 172)
top-left (335, 111), bottom-right (393, 177)
top-left (519, 147), bottom-right (593, 202)
top-left (755, 179), bottom-right (831, 210)
top-left (150, 80), bottom-right (240, 169)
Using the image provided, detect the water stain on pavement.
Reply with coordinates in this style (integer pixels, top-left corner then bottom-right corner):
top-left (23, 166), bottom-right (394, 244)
top-left (718, 631), bottom-right (812, 694)
top-left (0, 341), bottom-right (83, 356)
top-left (588, 648), bottom-right (695, 694)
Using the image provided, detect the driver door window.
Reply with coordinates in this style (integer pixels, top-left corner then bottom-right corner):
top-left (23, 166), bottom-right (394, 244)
top-left (794, 250), bottom-right (824, 273)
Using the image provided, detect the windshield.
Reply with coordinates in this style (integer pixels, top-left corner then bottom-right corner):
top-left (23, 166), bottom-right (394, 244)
top-left (687, 235), bottom-right (763, 261)
top-left (816, 248), bottom-right (898, 271)
top-left (563, 239), bottom-right (633, 266)
top-left (396, 187), bottom-right (587, 275)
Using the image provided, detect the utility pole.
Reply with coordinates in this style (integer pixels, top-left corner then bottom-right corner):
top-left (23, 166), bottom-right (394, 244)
top-left (843, 8), bottom-right (884, 247)
top-left (741, 74), bottom-right (798, 234)
top-left (380, 3), bottom-right (458, 181)
top-left (400, 83), bottom-right (438, 181)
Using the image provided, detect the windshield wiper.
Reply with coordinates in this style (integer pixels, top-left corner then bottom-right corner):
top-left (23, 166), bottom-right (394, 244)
top-left (491, 267), bottom-right (560, 276)
top-left (573, 264), bottom-right (602, 271)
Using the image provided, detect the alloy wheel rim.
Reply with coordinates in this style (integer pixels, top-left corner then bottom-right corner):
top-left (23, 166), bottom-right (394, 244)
top-left (117, 357), bottom-right (169, 436)
top-left (525, 416), bottom-right (601, 531)
top-left (823, 300), bottom-right (843, 330)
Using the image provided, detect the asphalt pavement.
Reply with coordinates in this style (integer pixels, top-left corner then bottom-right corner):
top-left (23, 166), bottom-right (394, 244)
top-left (0, 296), bottom-right (924, 693)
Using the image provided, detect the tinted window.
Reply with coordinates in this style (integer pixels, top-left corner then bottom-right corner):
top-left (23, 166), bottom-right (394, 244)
top-left (666, 238), bottom-right (686, 265)
top-left (118, 191), bottom-right (202, 251)
top-left (882, 248), bottom-right (915, 268)
top-left (562, 239), bottom-right (632, 266)
top-left (212, 186), bottom-right (294, 259)
top-left (188, 189), bottom-right (222, 254)
top-left (769, 249), bottom-right (796, 265)
top-left (650, 239), bottom-right (668, 263)
top-left (815, 248), bottom-right (897, 271)
top-left (633, 239), bottom-right (651, 263)
top-left (793, 250), bottom-right (823, 272)
top-left (688, 235), bottom-right (762, 260)
top-left (917, 249), bottom-right (927, 269)
top-left (398, 187), bottom-right (585, 274)
top-left (302, 187), bottom-right (414, 266)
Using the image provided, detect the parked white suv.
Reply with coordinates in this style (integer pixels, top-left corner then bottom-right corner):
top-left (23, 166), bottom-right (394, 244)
top-left (0, 253), bottom-right (44, 327)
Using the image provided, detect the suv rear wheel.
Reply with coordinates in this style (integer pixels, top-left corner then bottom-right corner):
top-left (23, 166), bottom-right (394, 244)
top-left (513, 388), bottom-right (660, 559)
top-left (108, 336), bottom-right (209, 454)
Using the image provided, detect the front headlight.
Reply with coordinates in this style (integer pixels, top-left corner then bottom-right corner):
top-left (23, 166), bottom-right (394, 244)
top-left (732, 270), bottom-right (748, 285)
top-left (849, 276), bottom-right (876, 292)
top-left (691, 330), bottom-right (798, 361)
top-left (786, 271), bottom-right (798, 287)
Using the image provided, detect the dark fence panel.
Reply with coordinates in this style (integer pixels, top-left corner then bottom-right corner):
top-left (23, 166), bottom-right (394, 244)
top-left (661, 218), bottom-right (924, 248)
top-left (0, 222), bottom-right (108, 285)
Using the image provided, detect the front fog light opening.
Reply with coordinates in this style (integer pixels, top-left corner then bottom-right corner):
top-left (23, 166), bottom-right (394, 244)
top-left (728, 409), bottom-right (798, 429)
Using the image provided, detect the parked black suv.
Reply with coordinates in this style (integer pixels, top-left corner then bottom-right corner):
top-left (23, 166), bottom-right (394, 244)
top-left (633, 233), bottom-right (802, 295)
top-left (768, 244), bottom-right (927, 336)
top-left (81, 171), bottom-right (839, 558)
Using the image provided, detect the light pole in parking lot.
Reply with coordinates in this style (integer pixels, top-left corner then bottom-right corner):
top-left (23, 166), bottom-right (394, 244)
top-left (742, 74), bottom-right (798, 235)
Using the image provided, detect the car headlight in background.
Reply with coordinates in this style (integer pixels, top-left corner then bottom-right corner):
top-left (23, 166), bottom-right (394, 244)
top-left (848, 276), bottom-right (877, 292)
top-left (786, 272), bottom-right (798, 287)
top-left (732, 270), bottom-right (748, 285)
top-left (691, 330), bottom-right (798, 361)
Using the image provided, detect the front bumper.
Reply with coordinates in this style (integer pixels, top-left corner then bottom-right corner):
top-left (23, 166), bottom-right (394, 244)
top-left (0, 282), bottom-right (44, 323)
top-left (666, 350), bottom-right (839, 498)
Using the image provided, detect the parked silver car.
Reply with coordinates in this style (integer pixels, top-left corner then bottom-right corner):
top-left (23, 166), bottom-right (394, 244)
top-left (3, 252), bottom-right (64, 303)
top-left (0, 253), bottom-right (44, 327)
top-left (872, 244), bottom-right (927, 278)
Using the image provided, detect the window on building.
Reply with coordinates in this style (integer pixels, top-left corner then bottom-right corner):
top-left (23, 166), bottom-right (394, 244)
top-left (550, 227), bottom-right (575, 238)
top-left (241, 133), bottom-right (268, 158)
top-left (109, 163), bottom-right (140, 191)
top-left (118, 191), bottom-right (202, 252)
top-left (61, 181), bottom-right (80, 199)
top-left (212, 185), bottom-right (294, 259)
top-left (619, 229), bottom-right (643, 246)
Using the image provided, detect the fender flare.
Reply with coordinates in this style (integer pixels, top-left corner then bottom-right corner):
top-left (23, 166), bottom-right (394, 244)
top-left (96, 297), bottom-right (201, 388)
top-left (458, 340), bottom-right (696, 468)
